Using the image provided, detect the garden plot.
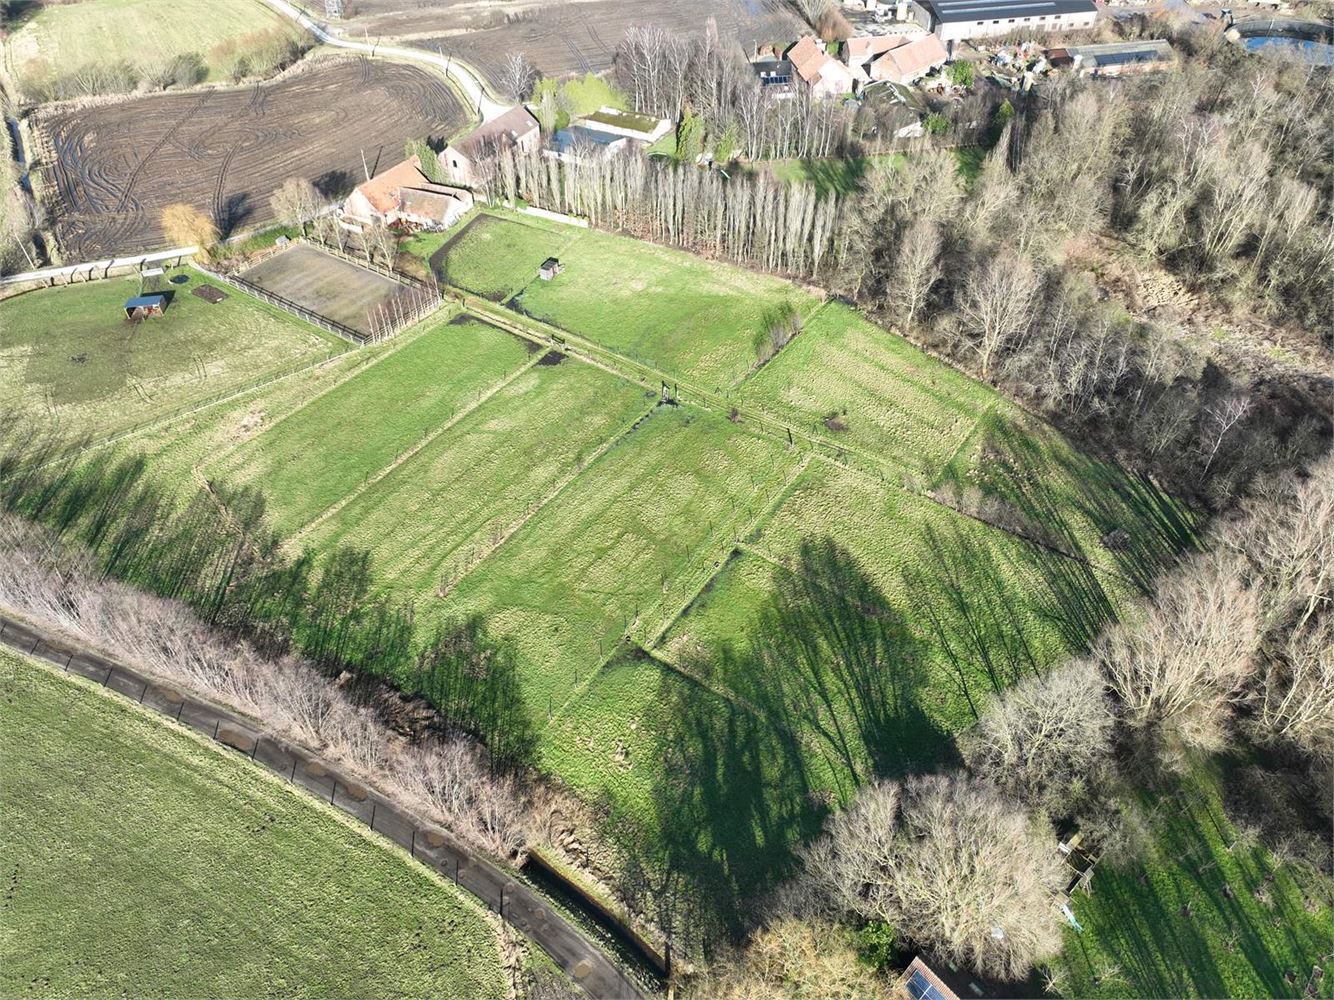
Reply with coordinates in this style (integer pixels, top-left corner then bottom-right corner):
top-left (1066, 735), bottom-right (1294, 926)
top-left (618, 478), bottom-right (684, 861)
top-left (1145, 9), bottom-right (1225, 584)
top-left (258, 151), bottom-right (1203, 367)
top-left (211, 316), bottom-right (533, 534)
top-left (663, 461), bottom-right (1131, 740)
top-left (504, 222), bottom-right (823, 391)
top-left (308, 359), bottom-right (654, 603)
top-left (0, 271), bottom-right (342, 442)
top-left (738, 302), bottom-right (996, 473)
top-left (444, 405), bottom-right (803, 712)
top-left (38, 57), bottom-right (465, 257)
top-left (0, 651), bottom-right (506, 1000)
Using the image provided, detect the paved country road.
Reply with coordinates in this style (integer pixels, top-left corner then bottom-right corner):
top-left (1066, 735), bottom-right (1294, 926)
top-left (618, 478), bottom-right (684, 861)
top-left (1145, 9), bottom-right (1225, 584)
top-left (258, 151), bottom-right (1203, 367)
top-left (257, 0), bottom-right (511, 122)
top-left (0, 611), bottom-right (648, 1000)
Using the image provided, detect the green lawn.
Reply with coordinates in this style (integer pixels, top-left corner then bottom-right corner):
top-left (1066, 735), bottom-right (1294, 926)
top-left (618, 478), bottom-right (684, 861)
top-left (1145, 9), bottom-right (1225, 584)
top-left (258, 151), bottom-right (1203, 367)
top-left (739, 301), bottom-right (994, 473)
top-left (209, 315), bottom-right (534, 534)
top-left (0, 270), bottom-right (343, 442)
top-left (445, 404), bottom-right (803, 712)
top-left (308, 359), bottom-right (654, 604)
top-left (3, 0), bottom-right (303, 93)
top-left (435, 214), bottom-right (580, 302)
top-left (0, 649), bottom-right (506, 1000)
top-left (1053, 763), bottom-right (1333, 1000)
top-left (496, 219), bottom-right (823, 391)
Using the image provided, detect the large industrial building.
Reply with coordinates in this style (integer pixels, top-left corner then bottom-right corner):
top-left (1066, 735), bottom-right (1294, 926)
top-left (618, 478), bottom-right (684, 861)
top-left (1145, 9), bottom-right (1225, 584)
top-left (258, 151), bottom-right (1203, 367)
top-left (913, 0), bottom-right (1099, 43)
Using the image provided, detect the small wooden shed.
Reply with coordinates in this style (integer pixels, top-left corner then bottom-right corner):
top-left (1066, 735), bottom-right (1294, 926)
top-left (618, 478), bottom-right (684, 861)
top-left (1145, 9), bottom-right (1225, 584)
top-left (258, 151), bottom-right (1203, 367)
top-left (124, 294), bottom-right (167, 319)
top-left (538, 257), bottom-right (563, 281)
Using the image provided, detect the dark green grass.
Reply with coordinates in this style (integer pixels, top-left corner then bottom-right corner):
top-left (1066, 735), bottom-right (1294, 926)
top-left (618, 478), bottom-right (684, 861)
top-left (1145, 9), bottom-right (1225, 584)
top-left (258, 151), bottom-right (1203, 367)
top-left (0, 268), bottom-right (342, 439)
top-left (1054, 763), bottom-right (1333, 999)
top-left (0, 649), bottom-right (506, 1000)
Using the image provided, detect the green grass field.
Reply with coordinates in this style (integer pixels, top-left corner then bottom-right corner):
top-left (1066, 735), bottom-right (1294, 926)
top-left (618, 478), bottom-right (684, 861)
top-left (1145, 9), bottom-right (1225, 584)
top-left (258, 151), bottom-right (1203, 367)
top-left (0, 649), bottom-right (506, 1000)
top-left (3, 0), bottom-right (302, 93)
top-left (739, 301), bottom-right (994, 473)
top-left (438, 214), bottom-right (580, 301)
top-left (207, 315), bottom-right (534, 534)
top-left (306, 359), bottom-right (655, 604)
top-left (440, 213), bottom-right (822, 390)
top-left (8, 212), bottom-right (1217, 962)
top-left (1053, 763), bottom-right (1332, 1000)
top-left (445, 404), bottom-right (803, 712)
top-left (0, 270), bottom-right (343, 442)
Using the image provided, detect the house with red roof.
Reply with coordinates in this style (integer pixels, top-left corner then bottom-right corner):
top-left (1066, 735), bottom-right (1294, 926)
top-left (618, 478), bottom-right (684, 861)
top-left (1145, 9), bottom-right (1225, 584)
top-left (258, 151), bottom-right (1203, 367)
top-left (343, 154), bottom-right (474, 230)
top-left (786, 36), bottom-right (863, 99)
top-left (845, 32), bottom-right (949, 85)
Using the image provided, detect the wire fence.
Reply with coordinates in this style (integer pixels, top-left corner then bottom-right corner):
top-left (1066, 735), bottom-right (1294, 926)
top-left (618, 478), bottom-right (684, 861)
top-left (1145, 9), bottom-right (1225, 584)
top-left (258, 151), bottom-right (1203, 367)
top-left (197, 264), bottom-right (368, 345)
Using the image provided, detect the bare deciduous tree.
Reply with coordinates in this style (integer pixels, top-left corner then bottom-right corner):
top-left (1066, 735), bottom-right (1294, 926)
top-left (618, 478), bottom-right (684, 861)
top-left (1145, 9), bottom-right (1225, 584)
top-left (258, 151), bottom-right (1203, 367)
top-left (887, 217), bottom-right (942, 329)
top-left (958, 252), bottom-right (1039, 380)
top-left (269, 176), bottom-right (322, 237)
top-left (497, 52), bottom-right (539, 102)
top-left (160, 202), bottom-right (220, 258)
top-left (0, 514), bottom-right (532, 858)
top-left (685, 918), bottom-right (888, 1000)
top-left (800, 774), bottom-right (1066, 980)
top-left (963, 659), bottom-right (1114, 813)
top-left (1099, 550), bottom-right (1259, 756)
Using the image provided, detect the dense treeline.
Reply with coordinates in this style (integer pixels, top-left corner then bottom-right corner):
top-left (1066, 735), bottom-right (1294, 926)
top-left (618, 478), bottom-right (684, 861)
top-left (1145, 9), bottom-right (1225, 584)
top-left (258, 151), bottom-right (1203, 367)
top-left (0, 424), bottom-right (537, 769)
top-left (615, 25), bottom-right (855, 161)
top-left (488, 146), bottom-right (840, 278)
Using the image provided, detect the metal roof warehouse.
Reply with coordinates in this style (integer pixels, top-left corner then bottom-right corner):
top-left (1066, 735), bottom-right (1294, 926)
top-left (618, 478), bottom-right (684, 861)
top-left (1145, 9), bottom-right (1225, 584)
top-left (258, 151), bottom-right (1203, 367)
top-left (915, 0), bottom-right (1099, 41)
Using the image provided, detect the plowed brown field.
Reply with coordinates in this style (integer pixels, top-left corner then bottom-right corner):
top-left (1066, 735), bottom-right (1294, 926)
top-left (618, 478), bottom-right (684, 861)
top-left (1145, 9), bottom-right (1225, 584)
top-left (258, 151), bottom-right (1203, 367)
top-left (37, 57), bottom-right (467, 258)
top-left (343, 0), bottom-right (802, 89)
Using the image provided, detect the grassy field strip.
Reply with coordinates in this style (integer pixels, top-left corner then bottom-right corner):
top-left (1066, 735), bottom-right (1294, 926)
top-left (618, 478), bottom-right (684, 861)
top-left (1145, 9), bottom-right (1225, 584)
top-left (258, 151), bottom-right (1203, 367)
top-left (292, 354), bottom-right (544, 546)
top-left (445, 406), bottom-right (803, 716)
top-left (463, 296), bottom-right (869, 468)
top-left (473, 213), bottom-right (823, 391)
top-left (499, 228), bottom-right (590, 305)
top-left (211, 318), bottom-right (535, 535)
top-left (189, 313), bottom-right (452, 478)
top-left (436, 213), bottom-right (585, 302)
top-left (408, 399), bottom-right (660, 613)
top-left (0, 650), bottom-right (508, 999)
top-left (722, 295), bottom-right (834, 393)
top-left (641, 452), bottom-right (813, 652)
top-left (1, 268), bottom-right (347, 448)
top-left (308, 363), bottom-right (656, 605)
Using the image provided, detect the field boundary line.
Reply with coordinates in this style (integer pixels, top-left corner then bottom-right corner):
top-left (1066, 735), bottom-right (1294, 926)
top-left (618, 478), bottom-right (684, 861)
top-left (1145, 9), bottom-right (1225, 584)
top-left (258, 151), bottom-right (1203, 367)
top-left (640, 452), bottom-right (813, 653)
top-left (290, 354), bottom-right (545, 545)
top-left (469, 299), bottom-right (1141, 588)
top-left (435, 398), bottom-right (661, 600)
top-left (723, 295), bottom-right (833, 394)
top-left (203, 318), bottom-right (448, 477)
top-left (26, 344), bottom-right (351, 473)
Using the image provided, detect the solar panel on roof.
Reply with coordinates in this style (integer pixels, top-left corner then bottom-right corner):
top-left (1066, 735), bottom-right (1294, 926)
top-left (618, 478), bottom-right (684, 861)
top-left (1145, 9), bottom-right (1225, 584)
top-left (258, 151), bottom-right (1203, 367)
top-left (907, 970), bottom-right (950, 1000)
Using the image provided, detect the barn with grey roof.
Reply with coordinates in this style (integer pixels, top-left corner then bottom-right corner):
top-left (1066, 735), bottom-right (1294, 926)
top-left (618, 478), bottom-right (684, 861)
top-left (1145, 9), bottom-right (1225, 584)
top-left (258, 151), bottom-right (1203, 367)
top-left (912, 0), bottom-right (1099, 42)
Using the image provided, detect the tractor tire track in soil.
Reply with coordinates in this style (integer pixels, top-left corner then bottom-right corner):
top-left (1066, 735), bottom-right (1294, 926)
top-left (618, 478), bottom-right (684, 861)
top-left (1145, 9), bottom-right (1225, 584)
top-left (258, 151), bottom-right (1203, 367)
top-left (0, 612), bottom-right (648, 1000)
top-left (38, 58), bottom-right (466, 258)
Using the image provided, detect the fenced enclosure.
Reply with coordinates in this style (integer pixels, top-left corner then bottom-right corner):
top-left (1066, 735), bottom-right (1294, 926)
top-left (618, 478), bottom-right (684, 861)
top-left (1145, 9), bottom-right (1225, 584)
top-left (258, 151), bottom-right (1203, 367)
top-left (227, 242), bottom-right (442, 343)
